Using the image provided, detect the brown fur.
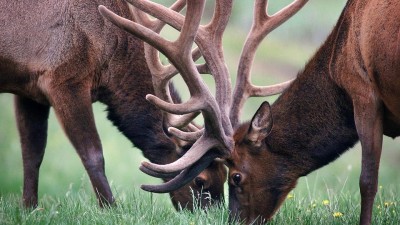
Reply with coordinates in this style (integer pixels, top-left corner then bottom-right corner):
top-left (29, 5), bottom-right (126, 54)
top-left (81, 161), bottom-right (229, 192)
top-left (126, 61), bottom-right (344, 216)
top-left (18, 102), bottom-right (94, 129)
top-left (0, 0), bottom-right (226, 210)
top-left (227, 0), bottom-right (400, 224)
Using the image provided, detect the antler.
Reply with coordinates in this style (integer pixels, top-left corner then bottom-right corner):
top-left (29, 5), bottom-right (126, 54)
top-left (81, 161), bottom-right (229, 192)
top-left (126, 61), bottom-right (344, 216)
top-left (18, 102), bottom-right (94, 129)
top-left (99, 0), bottom-right (308, 193)
top-left (140, 151), bottom-right (220, 193)
top-left (99, 0), bottom-right (234, 191)
top-left (230, 0), bottom-right (309, 128)
top-left (129, 0), bottom-right (201, 131)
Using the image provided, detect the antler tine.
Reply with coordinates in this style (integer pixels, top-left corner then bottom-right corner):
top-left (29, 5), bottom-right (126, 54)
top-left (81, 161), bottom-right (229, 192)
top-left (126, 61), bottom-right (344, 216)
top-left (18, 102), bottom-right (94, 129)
top-left (139, 165), bottom-right (179, 179)
top-left (168, 127), bottom-right (204, 142)
top-left (129, 0), bottom-right (186, 32)
top-left (141, 151), bottom-right (220, 193)
top-left (99, 6), bottom-right (173, 60)
top-left (129, 0), bottom-right (206, 130)
top-left (198, 0), bottom-right (234, 138)
top-left (141, 135), bottom-right (220, 173)
top-left (204, 0), bottom-right (232, 37)
top-left (141, 39), bottom-right (203, 130)
top-left (230, 0), bottom-right (309, 128)
top-left (99, 1), bottom-right (233, 175)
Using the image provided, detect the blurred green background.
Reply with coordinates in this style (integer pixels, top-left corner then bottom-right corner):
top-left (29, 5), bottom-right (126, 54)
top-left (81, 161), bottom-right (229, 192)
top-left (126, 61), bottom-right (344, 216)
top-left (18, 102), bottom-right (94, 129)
top-left (1, 0), bottom-right (399, 206)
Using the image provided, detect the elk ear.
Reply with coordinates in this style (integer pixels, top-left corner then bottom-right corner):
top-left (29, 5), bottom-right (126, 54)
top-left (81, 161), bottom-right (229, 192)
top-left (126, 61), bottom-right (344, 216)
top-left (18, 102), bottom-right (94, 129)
top-left (247, 101), bottom-right (273, 147)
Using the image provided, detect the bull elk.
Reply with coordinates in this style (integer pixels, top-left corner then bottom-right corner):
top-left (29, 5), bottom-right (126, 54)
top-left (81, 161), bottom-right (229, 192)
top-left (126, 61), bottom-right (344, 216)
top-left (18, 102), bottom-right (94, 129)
top-left (101, 0), bottom-right (400, 224)
top-left (0, 0), bottom-right (227, 211)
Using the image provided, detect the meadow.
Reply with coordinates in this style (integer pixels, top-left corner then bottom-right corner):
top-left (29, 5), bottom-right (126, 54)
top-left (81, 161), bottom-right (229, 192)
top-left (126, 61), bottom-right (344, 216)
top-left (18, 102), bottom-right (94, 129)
top-left (1, 0), bottom-right (399, 224)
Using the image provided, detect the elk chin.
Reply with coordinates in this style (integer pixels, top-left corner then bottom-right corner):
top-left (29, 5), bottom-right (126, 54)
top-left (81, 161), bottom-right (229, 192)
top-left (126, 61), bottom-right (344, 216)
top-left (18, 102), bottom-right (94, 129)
top-left (228, 184), bottom-right (295, 224)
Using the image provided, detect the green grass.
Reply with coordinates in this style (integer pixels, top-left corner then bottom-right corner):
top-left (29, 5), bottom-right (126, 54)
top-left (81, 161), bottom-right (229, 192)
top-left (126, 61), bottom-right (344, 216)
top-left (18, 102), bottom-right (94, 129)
top-left (0, 181), bottom-right (233, 225)
top-left (0, 189), bottom-right (230, 225)
top-left (271, 186), bottom-right (399, 225)
top-left (1, 182), bottom-right (399, 225)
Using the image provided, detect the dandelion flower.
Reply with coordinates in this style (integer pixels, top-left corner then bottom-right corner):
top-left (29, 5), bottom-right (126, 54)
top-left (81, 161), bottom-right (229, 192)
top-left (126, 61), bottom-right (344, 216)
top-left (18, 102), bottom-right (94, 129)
top-left (333, 212), bottom-right (343, 217)
top-left (287, 194), bottom-right (294, 199)
top-left (322, 200), bottom-right (330, 206)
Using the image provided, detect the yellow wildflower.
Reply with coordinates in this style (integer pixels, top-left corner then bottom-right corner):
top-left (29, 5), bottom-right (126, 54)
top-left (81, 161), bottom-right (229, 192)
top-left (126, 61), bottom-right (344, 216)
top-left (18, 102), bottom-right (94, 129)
top-left (384, 202), bottom-right (394, 207)
top-left (333, 212), bottom-right (343, 217)
top-left (322, 200), bottom-right (330, 206)
top-left (287, 194), bottom-right (294, 199)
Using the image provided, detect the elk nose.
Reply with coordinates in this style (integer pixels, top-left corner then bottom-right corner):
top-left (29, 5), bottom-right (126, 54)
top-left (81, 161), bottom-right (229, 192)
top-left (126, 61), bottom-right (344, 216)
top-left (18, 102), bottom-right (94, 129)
top-left (194, 175), bottom-right (210, 189)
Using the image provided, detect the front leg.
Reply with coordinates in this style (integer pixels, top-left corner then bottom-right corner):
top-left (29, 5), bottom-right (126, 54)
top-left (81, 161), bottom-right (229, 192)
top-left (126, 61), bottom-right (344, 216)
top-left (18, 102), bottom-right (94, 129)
top-left (14, 96), bottom-right (50, 207)
top-left (353, 96), bottom-right (383, 225)
top-left (49, 85), bottom-right (114, 207)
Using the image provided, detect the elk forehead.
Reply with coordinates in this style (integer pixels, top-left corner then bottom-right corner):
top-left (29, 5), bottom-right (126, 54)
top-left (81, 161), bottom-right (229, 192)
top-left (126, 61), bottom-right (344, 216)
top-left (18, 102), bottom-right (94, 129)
top-left (233, 122), bottom-right (251, 144)
top-left (227, 122), bottom-right (253, 169)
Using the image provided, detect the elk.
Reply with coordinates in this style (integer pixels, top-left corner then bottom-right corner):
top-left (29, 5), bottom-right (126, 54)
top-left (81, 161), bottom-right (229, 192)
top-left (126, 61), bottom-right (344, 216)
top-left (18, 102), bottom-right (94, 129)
top-left (0, 0), bottom-right (227, 211)
top-left (101, 0), bottom-right (400, 224)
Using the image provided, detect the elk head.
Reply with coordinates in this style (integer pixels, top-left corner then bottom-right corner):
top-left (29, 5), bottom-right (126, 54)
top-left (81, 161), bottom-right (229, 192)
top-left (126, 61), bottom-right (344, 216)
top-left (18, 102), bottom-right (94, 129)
top-left (99, 0), bottom-right (307, 222)
top-left (166, 122), bottom-right (227, 210)
top-left (228, 102), bottom-right (298, 223)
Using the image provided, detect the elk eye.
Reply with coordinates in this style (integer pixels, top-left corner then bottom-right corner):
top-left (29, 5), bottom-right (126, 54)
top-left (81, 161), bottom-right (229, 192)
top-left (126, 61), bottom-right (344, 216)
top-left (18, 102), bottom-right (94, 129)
top-left (194, 177), bottom-right (205, 188)
top-left (232, 173), bottom-right (242, 185)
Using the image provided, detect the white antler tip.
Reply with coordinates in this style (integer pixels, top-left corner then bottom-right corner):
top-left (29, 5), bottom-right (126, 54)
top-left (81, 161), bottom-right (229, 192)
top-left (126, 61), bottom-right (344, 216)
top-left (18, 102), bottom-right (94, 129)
top-left (145, 94), bottom-right (156, 101)
top-left (141, 161), bottom-right (151, 167)
top-left (168, 127), bottom-right (176, 132)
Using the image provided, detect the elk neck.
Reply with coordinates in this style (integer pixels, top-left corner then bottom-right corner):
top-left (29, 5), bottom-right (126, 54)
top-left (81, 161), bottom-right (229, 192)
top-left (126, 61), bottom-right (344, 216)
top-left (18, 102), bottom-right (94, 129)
top-left (96, 45), bottom-right (178, 165)
top-left (266, 5), bottom-right (361, 177)
top-left (90, 4), bottom-right (177, 166)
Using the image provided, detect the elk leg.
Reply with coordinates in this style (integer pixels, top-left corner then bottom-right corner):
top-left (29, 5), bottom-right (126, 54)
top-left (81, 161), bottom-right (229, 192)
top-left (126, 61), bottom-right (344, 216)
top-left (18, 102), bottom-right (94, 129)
top-left (14, 96), bottom-right (50, 207)
top-left (353, 98), bottom-right (383, 225)
top-left (49, 86), bottom-right (114, 207)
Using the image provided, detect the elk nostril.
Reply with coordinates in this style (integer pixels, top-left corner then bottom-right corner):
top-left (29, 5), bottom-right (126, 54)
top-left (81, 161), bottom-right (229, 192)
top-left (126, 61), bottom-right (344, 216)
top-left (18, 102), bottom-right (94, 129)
top-left (194, 177), bottom-right (206, 188)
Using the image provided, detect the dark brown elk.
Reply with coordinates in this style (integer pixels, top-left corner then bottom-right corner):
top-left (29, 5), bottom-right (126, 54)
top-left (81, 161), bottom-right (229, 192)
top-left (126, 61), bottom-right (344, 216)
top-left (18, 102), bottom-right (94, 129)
top-left (227, 0), bottom-right (400, 223)
top-left (102, 0), bottom-right (400, 224)
top-left (0, 0), bottom-right (227, 211)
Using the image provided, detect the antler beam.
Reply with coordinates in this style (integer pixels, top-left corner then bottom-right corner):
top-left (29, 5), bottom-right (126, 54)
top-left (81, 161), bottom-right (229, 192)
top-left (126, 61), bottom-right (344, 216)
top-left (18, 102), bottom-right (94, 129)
top-left (230, 0), bottom-right (309, 128)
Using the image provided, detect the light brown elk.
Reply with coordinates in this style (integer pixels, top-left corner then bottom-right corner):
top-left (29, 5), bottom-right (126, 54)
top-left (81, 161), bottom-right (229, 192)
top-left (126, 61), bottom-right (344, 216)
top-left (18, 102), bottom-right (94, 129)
top-left (101, 0), bottom-right (400, 224)
top-left (0, 0), bottom-right (227, 211)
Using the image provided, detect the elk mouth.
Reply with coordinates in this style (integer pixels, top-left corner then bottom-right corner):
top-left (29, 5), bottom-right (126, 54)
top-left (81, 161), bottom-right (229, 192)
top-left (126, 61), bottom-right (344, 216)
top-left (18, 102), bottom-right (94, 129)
top-left (228, 183), bottom-right (285, 224)
top-left (169, 185), bottom-right (223, 211)
top-left (228, 186), bottom-right (243, 223)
